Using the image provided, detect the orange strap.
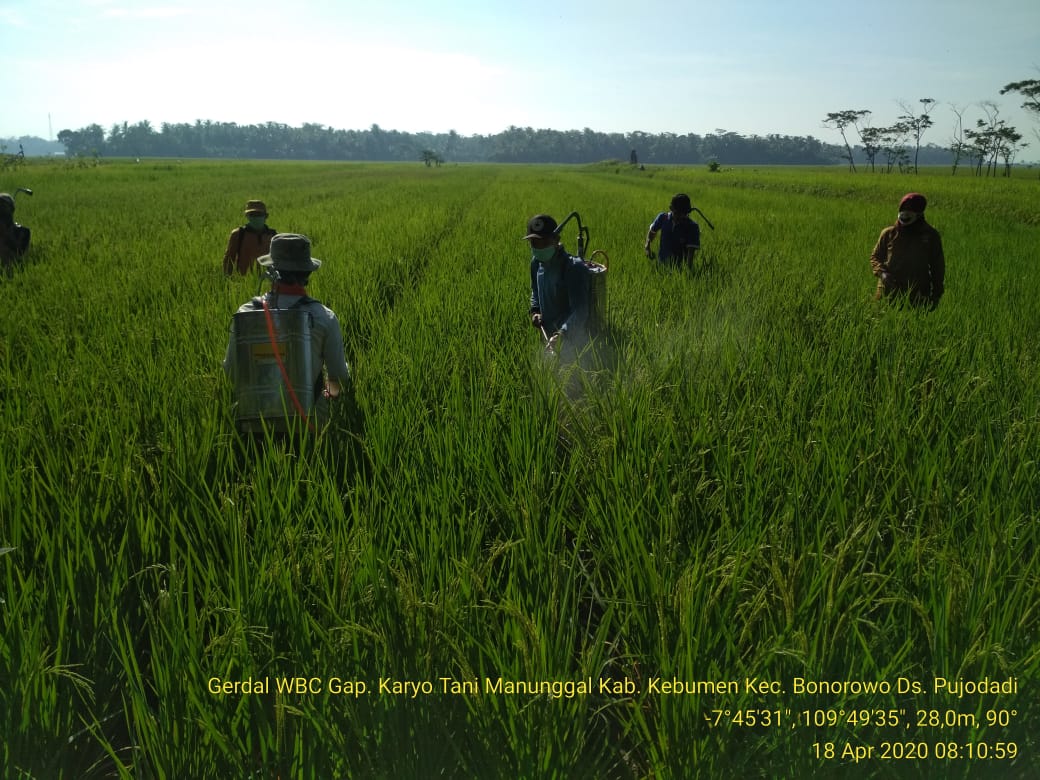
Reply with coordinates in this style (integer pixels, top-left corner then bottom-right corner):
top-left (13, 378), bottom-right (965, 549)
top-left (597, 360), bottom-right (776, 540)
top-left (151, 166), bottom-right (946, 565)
top-left (261, 298), bottom-right (317, 434)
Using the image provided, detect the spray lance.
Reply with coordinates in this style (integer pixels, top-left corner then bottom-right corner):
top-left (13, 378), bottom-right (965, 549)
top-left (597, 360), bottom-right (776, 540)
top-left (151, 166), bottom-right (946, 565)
top-left (553, 209), bottom-right (610, 266)
top-left (554, 211), bottom-right (590, 260)
top-left (256, 264), bottom-right (278, 296)
top-left (685, 203), bottom-right (714, 266)
top-left (691, 202), bottom-right (714, 231)
top-left (3, 187), bottom-right (33, 217)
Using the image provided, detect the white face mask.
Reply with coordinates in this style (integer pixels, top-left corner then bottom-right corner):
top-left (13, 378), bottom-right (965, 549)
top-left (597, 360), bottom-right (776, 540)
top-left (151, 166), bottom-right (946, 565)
top-left (897, 211), bottom-right (918, 225)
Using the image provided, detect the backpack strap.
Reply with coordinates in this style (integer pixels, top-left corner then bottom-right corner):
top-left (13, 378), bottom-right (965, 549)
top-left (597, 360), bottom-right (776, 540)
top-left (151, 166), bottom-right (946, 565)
top-left (260, 297), bottom-right (317, 434)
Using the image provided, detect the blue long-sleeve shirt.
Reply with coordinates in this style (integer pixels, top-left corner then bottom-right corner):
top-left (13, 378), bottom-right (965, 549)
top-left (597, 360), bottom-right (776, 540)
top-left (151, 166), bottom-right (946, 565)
top-left (529, 247), bottom-right (591, 337)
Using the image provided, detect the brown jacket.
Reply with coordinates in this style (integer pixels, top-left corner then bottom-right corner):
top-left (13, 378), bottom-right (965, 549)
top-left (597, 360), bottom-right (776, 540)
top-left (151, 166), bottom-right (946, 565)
top-left (870, 219), bottom-right (944, 306)
top-left (223, 226), bottom-right (276, 276)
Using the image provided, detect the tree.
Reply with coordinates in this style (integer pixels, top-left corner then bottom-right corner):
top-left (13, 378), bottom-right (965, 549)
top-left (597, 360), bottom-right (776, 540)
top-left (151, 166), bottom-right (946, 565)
top-left (108, 120), bottom-right (158, 157)
top-left (823, 110), bottom-right (870, 171)
top-left (877, 122), bottom-right (910, 173)
top-left (445, 129), bottom-right (459, 161)
top-left (948, 104), bottom-right (968, 176)
top-left (419, 149), bottom-right (443, 167)
top-left (858, 126), bottom-right (883, 172)
top-left (1000, 79), bottom-right (1040, 118)
top-left (56, 123), bottom-right (105, 157)
top-left (963, 102), bottom-right (1021, 177)
top-left (995, 125), bottom-right (1026, 176)
top-left (897, 98), bottom-right (936, 173)
top-left (1001, 78), bottom-right (1040, 175)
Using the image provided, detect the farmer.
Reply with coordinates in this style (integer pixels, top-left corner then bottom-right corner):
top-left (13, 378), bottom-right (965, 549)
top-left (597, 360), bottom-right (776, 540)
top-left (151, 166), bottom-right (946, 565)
top-left (644, 193), bottom-right (701, 267)
top-left (223, 233), bottom-right (351, 432)
top-left (223, 199), bottom-right (277, 277)
top-left (0, 192), bottom-right (31, 271)
top-left (525, 213), bottom-right (593, 357)
top-left (870, 192), bottom-right (945, 309)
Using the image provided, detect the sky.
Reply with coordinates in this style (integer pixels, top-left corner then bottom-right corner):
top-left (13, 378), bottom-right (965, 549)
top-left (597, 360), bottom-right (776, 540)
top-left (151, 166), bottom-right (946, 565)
top-left (2, 0), bottom-right (1038, 149)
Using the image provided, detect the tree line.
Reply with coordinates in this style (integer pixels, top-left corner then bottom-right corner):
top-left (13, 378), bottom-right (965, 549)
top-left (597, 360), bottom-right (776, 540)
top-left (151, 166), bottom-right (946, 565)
top-left (49, 120), bottom-right (846, 165)
top-left (32, 79), bottom-right (1040, 169)
top-left (46, 120), bottom-right (976, 167)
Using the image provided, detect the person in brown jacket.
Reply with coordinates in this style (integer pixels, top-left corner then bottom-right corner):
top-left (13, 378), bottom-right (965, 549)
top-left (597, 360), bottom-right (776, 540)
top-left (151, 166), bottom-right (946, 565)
top-left (223, 199), bottom-right (276, 276)
top-left (870, 192), bottom-right (944, 309)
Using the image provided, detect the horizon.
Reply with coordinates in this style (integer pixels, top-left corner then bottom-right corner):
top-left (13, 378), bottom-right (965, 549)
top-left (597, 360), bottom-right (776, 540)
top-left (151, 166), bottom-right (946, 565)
top-left (6, 122), bottom-right (1037, 168)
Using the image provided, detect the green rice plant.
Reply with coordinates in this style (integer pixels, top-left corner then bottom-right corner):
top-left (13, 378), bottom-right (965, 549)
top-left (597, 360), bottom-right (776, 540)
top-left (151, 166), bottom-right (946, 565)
top-left (1, 159), bottom-right (1037, 778)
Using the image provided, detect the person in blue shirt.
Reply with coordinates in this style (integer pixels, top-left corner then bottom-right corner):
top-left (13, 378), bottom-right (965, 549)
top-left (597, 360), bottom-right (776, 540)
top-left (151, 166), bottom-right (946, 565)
top-left (644, 193), bottom-right (701, 268)
top-left (525, 213), bottom-right (592, 356)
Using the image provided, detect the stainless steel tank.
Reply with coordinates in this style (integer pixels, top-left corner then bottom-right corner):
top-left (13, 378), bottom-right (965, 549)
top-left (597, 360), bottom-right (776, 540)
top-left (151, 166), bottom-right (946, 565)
top-left (230, 308), bottom-right (315, 432)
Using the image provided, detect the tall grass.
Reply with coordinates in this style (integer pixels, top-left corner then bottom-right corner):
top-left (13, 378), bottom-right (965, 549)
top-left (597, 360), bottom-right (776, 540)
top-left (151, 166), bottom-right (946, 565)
top-left (1, 159), bottom-right (1037, 778)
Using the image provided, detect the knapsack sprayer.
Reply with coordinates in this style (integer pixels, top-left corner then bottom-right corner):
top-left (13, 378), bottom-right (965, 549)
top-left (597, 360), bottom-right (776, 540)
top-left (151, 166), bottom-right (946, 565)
top-left (552, 211), bottom-right (608, 340)
top-left (230, 266), bottom-right (322, 434)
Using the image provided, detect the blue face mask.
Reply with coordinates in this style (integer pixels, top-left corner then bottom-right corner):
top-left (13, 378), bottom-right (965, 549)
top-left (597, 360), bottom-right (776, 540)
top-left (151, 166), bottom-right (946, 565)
top-left (532, 245), bottom-right (557, 263)
top-left (247, 215), bottom-right (267, 230)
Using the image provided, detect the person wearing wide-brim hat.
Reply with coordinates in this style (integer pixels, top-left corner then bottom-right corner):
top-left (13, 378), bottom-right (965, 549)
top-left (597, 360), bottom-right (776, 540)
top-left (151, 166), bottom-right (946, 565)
top-left (870, 192), bottom-right (945, 309)
top-left (222, 198), bottom-right (277, 277)
top-left (223, 233), bottom-right (352, 433)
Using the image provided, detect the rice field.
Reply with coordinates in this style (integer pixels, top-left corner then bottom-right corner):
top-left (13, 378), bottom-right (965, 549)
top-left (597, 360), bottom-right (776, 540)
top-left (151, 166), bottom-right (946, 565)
top-left (1, 159), bottom-right (1038, 778)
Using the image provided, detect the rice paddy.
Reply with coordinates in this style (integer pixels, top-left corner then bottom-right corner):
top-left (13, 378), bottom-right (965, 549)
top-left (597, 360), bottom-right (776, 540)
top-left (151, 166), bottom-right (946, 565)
top-left (1, 159), bottom-right (1037, 778)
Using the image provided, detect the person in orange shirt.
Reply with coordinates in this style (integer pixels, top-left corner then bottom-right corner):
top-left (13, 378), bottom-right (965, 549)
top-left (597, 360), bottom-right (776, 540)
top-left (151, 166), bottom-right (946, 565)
top-left (223, 199), bottom-right (276, 276)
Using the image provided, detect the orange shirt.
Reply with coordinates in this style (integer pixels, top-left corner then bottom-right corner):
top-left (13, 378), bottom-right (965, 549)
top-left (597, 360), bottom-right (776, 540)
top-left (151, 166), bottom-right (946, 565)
top-left (223, 226), bottom-right (275, 275)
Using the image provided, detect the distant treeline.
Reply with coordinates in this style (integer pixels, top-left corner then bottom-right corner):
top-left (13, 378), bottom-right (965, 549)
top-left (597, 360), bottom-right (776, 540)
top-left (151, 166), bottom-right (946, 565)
top-left (4, 120), bottom-right (972, 166)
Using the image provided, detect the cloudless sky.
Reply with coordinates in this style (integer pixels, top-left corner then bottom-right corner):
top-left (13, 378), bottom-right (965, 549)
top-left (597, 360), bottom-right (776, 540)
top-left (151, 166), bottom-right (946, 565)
top-left (2, 0), bottom-right (1038, 150)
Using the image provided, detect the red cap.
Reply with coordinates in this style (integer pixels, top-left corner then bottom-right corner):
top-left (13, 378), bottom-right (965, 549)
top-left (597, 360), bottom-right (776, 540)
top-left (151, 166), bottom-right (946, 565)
top-left (899, 192), bottom-right (927, 213)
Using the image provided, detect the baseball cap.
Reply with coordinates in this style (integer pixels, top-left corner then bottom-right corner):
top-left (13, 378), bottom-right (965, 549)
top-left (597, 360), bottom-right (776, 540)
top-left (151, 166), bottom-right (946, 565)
top-left (523, 214), bottom-right (558, 240)
top-left (670, 193), bottom-right (693, 214)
